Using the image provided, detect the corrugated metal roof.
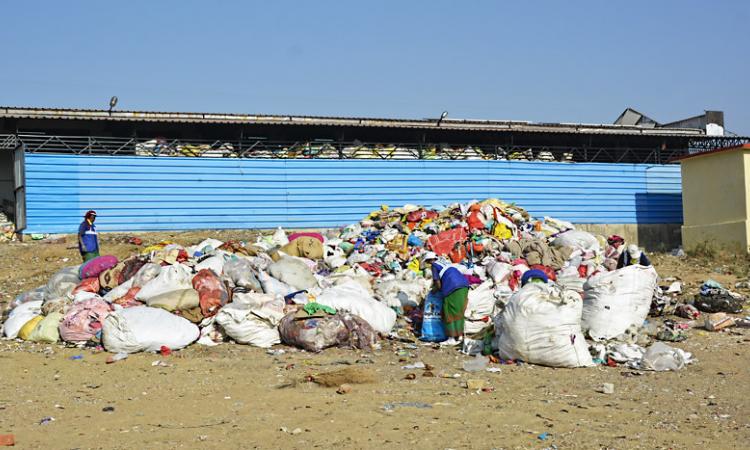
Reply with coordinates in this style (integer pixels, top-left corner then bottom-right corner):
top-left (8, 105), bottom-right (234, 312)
top-left (0, 106), bottom-right (709, 137)
top-left (672, 144), bottom-right (750, 162)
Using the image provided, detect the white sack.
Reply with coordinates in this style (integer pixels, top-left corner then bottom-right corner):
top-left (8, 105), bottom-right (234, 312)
top-left (215, 292), bottom-right (285, 348)
top-left (103, 278), bottom-right (134, 302)
top-left (258, 270), bottom-right (294, 296)
top-left (195, 255), bottom-right (225, 274)
top-left (2, 300), bottom-right (43, 339)
top-left (136, 264), bottom-right (193, 301)
top-left (189, 238), bottom-right (224, 256)
top-left (495, 283), bottom-right (593, 368)
top-left (315, 280), bottom-right (397, 334)
top-left (102, 306), bottom-right (199, 353)
top-left (485, 260), bottom-right (512, 284)
top-left (552, 230), bottom-right (601, 254)
top-left (267, 257), bottom-right (317, 291)
top-left (131, 263), bottom-right (162, 288)
top-left (582, 265), bottom-right (658, 340)
top-left (374, 278), bottom-right (428, 309)
top-left (465, 281), bottom-right (496, 320)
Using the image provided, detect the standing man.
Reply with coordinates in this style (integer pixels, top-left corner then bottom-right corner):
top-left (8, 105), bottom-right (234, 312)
top-left (78, 210), bottom-right (99, 262)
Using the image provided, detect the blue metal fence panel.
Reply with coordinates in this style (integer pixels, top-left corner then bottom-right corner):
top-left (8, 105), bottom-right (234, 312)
top-left (23, 154), bottom-right (683, 234)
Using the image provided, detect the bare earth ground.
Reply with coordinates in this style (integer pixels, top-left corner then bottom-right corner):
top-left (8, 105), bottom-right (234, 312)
top-left (0, 232), bottom-right (748, 449)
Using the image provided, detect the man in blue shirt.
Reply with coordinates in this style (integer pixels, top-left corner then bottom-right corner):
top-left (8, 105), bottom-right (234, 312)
top-left (78, 210), bottom-right (99, 262)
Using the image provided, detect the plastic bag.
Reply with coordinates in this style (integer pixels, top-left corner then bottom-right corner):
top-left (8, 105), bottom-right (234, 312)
top-left (278, 311), bottom-right (377, 352)
top-left (102, 306), bottom-right (199, 353)
top-left (495, 283), bottom-right (593, 368)
top-left (582, 265), bottom-right (658, 340)
top-left (420, 291), bottom-right (446, 342)
top-left (315, 279), bottom-right (397, 334)
top-left (45, 266), bottom-right (81, 301)
top-left (633, 342), bottom-right (693, 371)
top-left (11, 287), bottom-right (46, 309)
top-left (3, 300), bottom-right (43, 338)
top-left (222, 257), bottom-right (262, 292)
top-left (192, 269), bottom-right (229, 317)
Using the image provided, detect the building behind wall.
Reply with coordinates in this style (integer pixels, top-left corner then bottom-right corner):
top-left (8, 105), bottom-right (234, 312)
top-left (678, 144), bottom-right (750, 253)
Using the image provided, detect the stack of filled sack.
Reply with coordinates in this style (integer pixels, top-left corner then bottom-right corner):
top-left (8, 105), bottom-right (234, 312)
top-left (2, 198), bottom-right (679, 369)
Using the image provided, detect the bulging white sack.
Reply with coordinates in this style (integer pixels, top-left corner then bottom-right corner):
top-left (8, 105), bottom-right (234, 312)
top-left (315, 279), bottom-right (397, 334)
top-left (268, 257), bottom-right (318, 291)
top-left (2, 300), bottom-right (43, 339)
top-left (215, 292), bottom-right (285, 348)
top-left (136, 264), bottom-right (193, 301)
top-left (103, 278), bottom-right (134, 302)
top-left (464, 280), bottom-right (497, 334)
top-left (552, 230), bottom-right (601, 254)
top-left (582, 265), bottom-right (658, 340)
top-left (495, 283), bottom-right (593, 368)
top-left (102, 306), bottom-right (199, 353)
top-left (194, 255), bottom-right (226, 274)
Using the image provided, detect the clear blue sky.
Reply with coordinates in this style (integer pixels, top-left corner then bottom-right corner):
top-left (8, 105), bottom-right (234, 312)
top-left (2, 1), bottom-right (748, 134)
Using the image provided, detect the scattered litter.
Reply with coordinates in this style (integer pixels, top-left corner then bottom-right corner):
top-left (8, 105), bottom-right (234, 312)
top-left (106, 352), bottom-right (129, 364)
top-left (465, 379), bottom-right (486, 390)
top-left (462, 355), bottom-right (489, 372)
top-left (38, 417), bottom-right (55, 425)
top-left (382, 402), bottom-right (432, 411)
top-left (704, 313), bottom-right (736, 331)
top-left (401, 362), bottom-right (426, 370)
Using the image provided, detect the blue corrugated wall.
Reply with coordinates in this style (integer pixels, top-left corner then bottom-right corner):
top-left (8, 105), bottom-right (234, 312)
top-left (22, 153), bottom-right (682, 234)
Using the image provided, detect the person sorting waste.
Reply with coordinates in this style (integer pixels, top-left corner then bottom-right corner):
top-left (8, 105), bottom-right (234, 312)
top-left (78, 210), bottom-right (100, 262)
top-left (430, 259), bottom-right (469, 345)
top-left (617, 244), bottom-right (651, 268)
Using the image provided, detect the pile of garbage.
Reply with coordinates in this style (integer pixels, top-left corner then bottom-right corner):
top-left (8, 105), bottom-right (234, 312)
top-left (133, 138), bottom-right (576, 162)
top-left (4, 198), bottom-right (738, 371)
top-left (0, 211), bottom-right (15, 242)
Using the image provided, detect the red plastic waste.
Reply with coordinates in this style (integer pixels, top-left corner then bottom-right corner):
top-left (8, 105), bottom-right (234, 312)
top-left (192, 269), bottom-right (229, 317)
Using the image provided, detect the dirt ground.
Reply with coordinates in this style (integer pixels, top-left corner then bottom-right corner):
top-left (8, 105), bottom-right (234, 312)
top-left (0, 232), bottom-right (748, 449)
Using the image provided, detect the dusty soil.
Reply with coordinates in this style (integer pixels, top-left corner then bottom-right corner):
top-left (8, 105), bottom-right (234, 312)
top-left (0, 233), bottom-right (749, 449)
